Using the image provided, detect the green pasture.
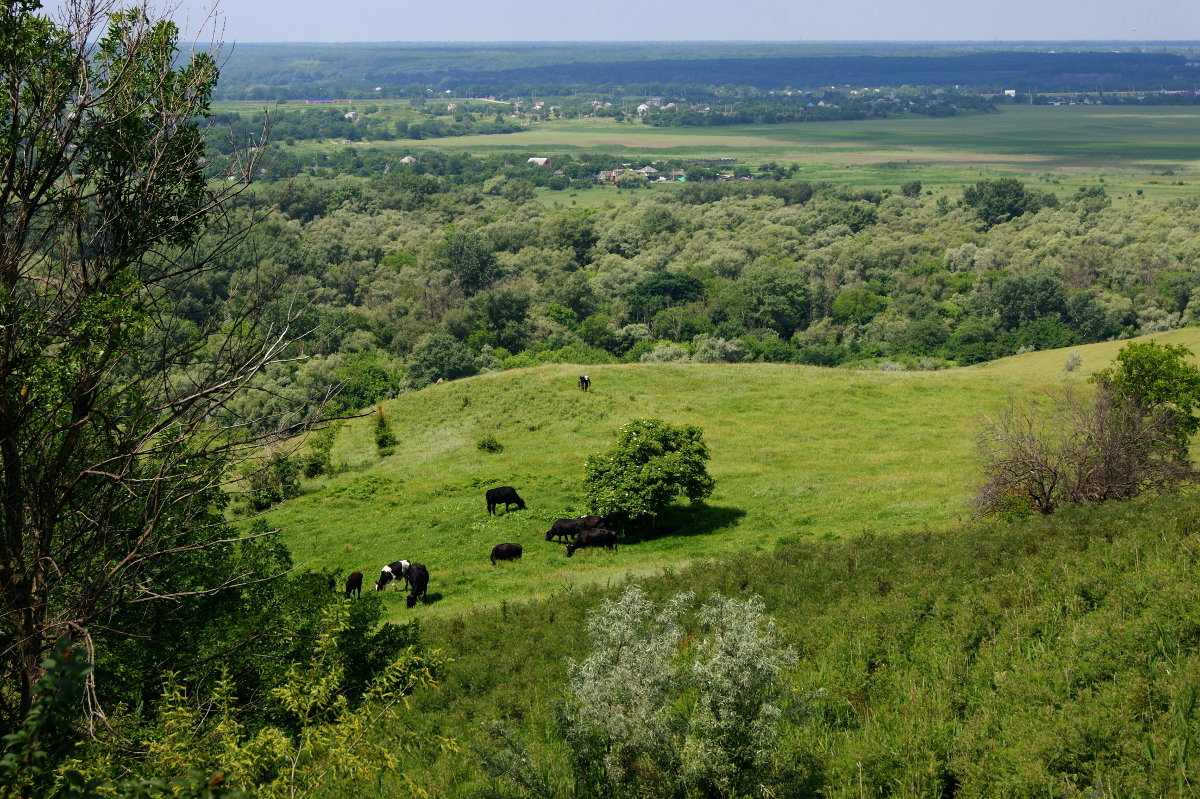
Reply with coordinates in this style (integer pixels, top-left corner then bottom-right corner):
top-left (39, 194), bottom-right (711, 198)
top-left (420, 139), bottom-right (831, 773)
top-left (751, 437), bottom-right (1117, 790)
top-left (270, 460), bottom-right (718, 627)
top-left (234, 103), bottom-right (1200, 197)
top-left (265, 328), bottom-right (1200, 624)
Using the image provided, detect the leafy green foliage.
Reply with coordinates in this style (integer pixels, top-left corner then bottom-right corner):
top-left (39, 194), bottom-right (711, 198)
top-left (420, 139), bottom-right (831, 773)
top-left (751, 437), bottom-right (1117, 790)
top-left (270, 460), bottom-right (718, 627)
top-left (438, 230), bottom-right (499, 296)
top-left (302, 423), bottom-right (340, 478)
top-left (0, 640), bottom-right (241, 799)
top-left (961, 177), bottom-right (1057, 228)
top-left (373, 406), bottom-right (398, 457)
top-left (84, 602), bottom-right (451, 799)
top-left (247, 452), bottom-right (301, 511)
top-left (476, 434), bottom-right (504, 453)
top-left (478, 586), bottom-right (790, 799)
top-left (584, 419), bottom-right (715, 522)
top-left (0, 0), bottom-right (309, 727)
top-left (407, 333), bottom-right (479, 387)
top-left (1093, 340), bottom-right (1200, 448)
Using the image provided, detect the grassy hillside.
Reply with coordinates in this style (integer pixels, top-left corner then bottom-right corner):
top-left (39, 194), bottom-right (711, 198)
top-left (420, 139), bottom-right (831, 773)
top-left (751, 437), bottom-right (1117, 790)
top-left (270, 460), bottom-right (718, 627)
top-left (266, 328), bottom-right (1200, 622)
top-left (405, 485), bottom-right (1200, 798)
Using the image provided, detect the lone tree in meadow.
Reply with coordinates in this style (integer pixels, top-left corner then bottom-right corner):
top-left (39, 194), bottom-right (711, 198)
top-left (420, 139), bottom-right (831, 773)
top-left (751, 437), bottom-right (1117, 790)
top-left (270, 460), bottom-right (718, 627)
top-left (584, 419), bottom-right (715, 525)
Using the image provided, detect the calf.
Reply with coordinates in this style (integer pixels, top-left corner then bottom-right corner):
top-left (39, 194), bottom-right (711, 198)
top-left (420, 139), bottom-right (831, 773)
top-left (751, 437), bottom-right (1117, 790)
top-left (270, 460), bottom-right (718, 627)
top-left (578, 374), bottom-right (590, 391)
top-left (490, 542), bottom-right (523, 565)
top-left (486, 486), bottom-right (526, 515)
top-left (566, 528), bottom-right (618, 557)
top-left (344, 571), bottom-right (363, 599)
top-left (374, 560), bottom-right (410, 591)
top-left (545, 515), bottom-right (608, 542)
top-left (406, 562), bottom-right (429, 608)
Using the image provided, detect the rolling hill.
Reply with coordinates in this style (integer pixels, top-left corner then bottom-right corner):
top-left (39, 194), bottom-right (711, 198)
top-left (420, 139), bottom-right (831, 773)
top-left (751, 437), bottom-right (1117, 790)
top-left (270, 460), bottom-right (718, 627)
top-left (264, 327), bottom-right (1200, 620)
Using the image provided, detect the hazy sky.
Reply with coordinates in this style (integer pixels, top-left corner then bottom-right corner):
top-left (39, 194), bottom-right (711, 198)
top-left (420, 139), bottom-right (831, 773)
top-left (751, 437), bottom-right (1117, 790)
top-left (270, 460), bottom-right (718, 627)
top-left (57, 1), bottom-right (1200, 43)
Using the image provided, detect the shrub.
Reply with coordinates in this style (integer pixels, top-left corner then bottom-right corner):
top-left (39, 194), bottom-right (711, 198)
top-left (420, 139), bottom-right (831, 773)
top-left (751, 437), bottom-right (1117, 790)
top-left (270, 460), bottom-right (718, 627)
top-left (563, 587), bottom-right (790, 798)
top-left (639, 342), bottom-right (690, 363)
top-left (373, 407), bottom-right (397, 457)
top-left (302, 423), bottom-right (340, 478)
top-left (247, 452), bottom-right (301, 512)
top-left (974, 384), bottom-right (1195, 516)
top-left (476, 434), bottom-right (504, 453)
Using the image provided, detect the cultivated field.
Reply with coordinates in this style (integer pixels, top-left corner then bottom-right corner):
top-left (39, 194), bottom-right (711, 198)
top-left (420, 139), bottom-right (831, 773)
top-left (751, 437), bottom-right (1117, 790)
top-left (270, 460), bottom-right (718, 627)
top-left (216, 102), bottom-right (1200, 196)
top-left (266, 328), bottom-right (1200, 623)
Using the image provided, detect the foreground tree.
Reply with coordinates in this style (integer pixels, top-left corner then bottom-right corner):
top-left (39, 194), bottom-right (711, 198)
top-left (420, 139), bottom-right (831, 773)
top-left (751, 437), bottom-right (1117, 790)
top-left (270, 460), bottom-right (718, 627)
top-left (0, 1), bottom-right (305, 725)
top-left (584, 419), bottom-right (714, 525)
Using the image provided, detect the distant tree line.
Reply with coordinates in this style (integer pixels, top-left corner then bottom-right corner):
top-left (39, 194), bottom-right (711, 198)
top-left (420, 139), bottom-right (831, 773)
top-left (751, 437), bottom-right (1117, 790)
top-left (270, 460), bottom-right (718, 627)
top-left (211, 45), bottom-right (1200, 101)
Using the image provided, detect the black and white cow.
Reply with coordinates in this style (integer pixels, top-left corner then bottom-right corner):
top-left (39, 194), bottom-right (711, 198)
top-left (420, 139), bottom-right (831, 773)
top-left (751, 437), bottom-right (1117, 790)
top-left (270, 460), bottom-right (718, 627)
top-left (578, 374), bottom-right (590, 391)
top-left (490, 542), bottom-right (523, 565)
top-left (566, 528), bottom-right (618, 557)
top-left (486, 486), bottom-right (526, 515)
top-left (405, 562), bottom-right (429, 608)
top-left (545, 516), bottom-right (608, 542)
top-left (374, 560), bottom-right (410, 591)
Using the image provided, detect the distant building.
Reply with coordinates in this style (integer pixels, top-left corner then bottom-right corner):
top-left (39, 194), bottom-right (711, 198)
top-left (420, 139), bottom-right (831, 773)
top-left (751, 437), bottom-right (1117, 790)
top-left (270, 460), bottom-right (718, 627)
top-left (399, 155), bottom-right (417, 164)
top-left (527, 157), bottom-right (552, 168)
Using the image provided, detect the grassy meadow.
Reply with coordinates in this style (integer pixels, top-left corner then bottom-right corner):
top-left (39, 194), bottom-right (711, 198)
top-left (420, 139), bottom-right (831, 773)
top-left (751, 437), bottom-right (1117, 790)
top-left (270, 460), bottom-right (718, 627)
top-left (266, 328), bottom-right (1200, 624)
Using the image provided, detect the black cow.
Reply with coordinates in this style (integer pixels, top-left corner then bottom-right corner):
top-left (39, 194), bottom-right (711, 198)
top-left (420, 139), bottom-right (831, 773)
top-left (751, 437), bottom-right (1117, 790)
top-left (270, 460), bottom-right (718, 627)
top-left (374, 560), bottom-right (410, 591)
top-left (578, 374), bottom-right (590, 391)
top-left (406, 562), bottom-right (429, 608)
top-left (566, 528), bottom-right (618, 557)
top-left (345, 571), bottom-right (363, 599)
top-left (486, 486), bottom-right (526, 515)
top-left (545, 515), bottom-right (608, 542)
top-left (490, 542), bottom-right (523, 565)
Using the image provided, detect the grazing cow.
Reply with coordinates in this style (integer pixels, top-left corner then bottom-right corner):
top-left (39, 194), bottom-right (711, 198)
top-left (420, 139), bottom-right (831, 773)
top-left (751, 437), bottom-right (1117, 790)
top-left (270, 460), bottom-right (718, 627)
top-left (405, 562), bottom-right (429, 608)
top-left (490, 542), bottom-right (523, 565)
top-left (545, 515), bottom-right (608, 542)
top-left (566, 528), bottom-right (618, 557)
top-left (374, 560), bottom-right (410, 591)
top-left (345, 571), bottom-right (363, 599)
top-left (578, 374), bottom-right (590, 391)
top-left (486, 486), bottom-right (526, 515)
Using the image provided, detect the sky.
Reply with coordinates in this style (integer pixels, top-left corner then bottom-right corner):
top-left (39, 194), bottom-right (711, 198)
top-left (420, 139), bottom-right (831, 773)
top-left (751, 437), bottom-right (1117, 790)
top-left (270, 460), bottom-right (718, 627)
top-left (50, 0), bottom-right (1200, 43)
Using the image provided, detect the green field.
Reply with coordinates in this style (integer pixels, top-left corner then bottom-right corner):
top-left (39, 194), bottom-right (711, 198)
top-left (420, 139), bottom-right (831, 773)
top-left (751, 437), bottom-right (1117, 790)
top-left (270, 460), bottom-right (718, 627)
top-left (219, 102), bottom-right (1200, 196)
top-left (265, 328), bottom-right (1200, 623)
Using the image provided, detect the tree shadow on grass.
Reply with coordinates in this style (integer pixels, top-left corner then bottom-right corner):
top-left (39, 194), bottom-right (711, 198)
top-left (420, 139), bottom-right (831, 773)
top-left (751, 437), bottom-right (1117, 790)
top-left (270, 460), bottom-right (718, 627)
top-left (618, 503), bottom-right (746, 545)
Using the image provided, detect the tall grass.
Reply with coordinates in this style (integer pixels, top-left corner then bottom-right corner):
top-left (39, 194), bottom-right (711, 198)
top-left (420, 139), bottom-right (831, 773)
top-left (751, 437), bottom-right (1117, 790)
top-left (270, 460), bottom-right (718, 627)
top-left (399, 490), bottom-right (1200, 798)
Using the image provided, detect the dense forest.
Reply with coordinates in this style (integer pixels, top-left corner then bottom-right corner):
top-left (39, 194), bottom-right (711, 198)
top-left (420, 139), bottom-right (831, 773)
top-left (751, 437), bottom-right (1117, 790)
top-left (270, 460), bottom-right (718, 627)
top-left (182, 154), bottom-right (1200, 422)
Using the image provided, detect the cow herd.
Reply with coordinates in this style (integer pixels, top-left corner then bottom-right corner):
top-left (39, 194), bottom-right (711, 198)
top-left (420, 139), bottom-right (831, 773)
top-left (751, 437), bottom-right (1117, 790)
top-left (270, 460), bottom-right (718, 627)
top-left (348, 484), bottom-right (618, 609)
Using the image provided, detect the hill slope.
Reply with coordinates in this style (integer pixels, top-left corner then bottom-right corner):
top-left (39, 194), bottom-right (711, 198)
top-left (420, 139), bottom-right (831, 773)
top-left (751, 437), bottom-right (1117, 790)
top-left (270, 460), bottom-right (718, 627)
top-left (266, 328), bottom-right (1200, 619)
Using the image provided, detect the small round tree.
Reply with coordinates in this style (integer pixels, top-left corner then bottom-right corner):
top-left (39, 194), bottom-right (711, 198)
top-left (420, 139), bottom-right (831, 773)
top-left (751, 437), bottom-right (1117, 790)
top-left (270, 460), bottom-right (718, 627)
top-left (584, 419), bottom-right (715, 525)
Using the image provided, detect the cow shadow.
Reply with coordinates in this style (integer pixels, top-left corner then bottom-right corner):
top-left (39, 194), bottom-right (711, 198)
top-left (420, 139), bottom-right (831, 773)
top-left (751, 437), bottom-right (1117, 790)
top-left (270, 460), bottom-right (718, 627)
top-left (618, 503), bottom-right (745, 544)
top-left (420, 591), bottom-right (445, 606)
